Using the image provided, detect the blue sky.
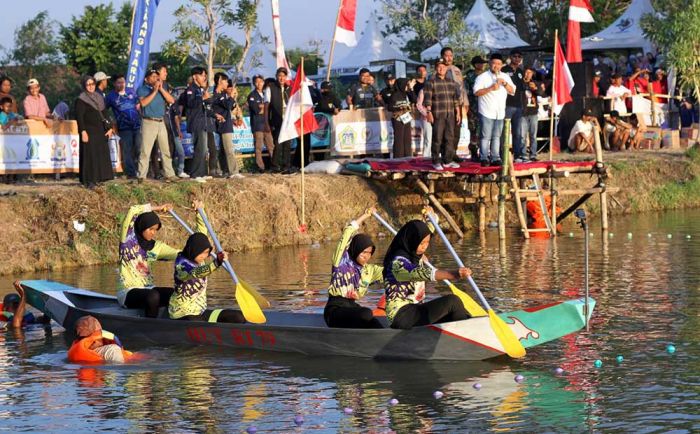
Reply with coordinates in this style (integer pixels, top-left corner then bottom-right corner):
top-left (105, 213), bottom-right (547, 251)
top-left (2, 0), bottom-right (381, 59)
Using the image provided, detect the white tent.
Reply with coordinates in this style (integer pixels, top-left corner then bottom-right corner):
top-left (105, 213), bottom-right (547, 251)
top-left (228, 31), bottom-right (278, 82)
top-left (420, 0), bottom-right (528, 61)
top-left (325, 14), bottom-right (417, 76)
top-left (581, 0), bottom-right (656, 53)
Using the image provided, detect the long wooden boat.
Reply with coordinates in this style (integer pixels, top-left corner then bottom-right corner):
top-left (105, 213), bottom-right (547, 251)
top-left (22, 279), bottom-right (595, 361)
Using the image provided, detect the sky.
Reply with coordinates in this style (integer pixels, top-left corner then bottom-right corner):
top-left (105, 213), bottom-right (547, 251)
top-left (1, 0), bottom-right (383, 61)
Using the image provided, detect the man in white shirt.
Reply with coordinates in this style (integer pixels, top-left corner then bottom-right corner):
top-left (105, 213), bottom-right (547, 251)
top-left (473, 53), bottom-right (515, 166)
top-left (568, 108), bottom-right (600, 153)
top-left (606, 74), bottom-right (631, 115)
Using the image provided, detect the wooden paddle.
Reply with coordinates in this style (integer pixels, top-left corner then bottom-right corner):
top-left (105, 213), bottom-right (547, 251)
top-left (372, 212), bottom-right (487, 317)
top-left (169, 210), bottom-right (270, 309)
top-left (192, 209), bottom-right (267, 323)
top-left (425, 212), bottom-right (526, 359)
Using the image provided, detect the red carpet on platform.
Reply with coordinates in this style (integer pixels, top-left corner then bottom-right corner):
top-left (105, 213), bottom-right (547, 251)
top-left (364, 158), bottom-right (595, 175)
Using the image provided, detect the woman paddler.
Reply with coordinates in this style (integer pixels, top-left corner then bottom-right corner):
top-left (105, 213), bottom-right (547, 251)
top-left (324, 207), bottom-right (384, 329)
top-left (168, 222), bottom-right (245, 323)
top-left (383, 209), bottom-right (472, 329)
top-left (118, 201), bottom-right (206, 317)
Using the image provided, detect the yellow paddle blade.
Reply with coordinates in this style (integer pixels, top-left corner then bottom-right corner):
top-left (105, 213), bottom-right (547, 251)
top-left (236, 283), bottom-right (267, 324)
top-left (240, 279), bottom-right (271, 308)
top-left (488, 309), bottom-right (526, 358)
top-left (448, 282), bottom-right (487, 317)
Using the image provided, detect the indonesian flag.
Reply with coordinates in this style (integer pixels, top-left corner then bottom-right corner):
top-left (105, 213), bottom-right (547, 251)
top-left (554, 38), bottom-right (575, 115)
top-left (271, 0), bottom-right (290, 70)
top-left (335, 0), bottom-right (357, 47)
top-left (566, 0), bottom-right (594, 63)
top-left (278, 63), bottom-right (319, 143)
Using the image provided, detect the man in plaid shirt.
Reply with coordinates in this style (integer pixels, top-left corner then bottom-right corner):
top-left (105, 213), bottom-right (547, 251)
top-left (423, 58), bottom-right (462, 170)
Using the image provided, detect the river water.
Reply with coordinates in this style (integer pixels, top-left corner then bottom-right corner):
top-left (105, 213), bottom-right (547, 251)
top-left (0, 209), bottom-right (698, 433)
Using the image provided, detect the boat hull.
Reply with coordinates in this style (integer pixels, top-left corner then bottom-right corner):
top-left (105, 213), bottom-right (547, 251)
top-left (22, 280), bottom-right (595, 361)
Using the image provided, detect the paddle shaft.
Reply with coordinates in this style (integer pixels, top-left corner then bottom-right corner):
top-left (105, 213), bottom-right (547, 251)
top-left (425, 213), bottom-right (492, 311)
top-left (196, 208), bottom-right (240, 285)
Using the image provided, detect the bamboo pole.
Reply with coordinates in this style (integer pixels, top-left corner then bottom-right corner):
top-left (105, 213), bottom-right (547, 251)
top-left (548, 30), bottom-right (559, 162)
top-left (478, 181), bottom-right (486, 232)
top-left (325, 0), bottom-right (343, 82)
top-left (415, 178), bottom-right (464, 238)
top-left (300, 57), bottom-right (306, 228)
top-left (498, 119), bottom-right (511, 240)
top-left (550, 165), bottom-right (557, 236)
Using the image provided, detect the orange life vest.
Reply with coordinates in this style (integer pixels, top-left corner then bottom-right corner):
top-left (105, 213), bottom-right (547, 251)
top-left (526, 194), bottom-right (562, 238)
top-left (67, 330), bottom-right (136, 364)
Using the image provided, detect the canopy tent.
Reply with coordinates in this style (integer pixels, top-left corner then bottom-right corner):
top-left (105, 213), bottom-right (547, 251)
top-left (581, 0), bottom-right (656, 53)
top-left (420, 0), bottom-right (529, 61)
top-left (323, 14), bottom-right (418, 76)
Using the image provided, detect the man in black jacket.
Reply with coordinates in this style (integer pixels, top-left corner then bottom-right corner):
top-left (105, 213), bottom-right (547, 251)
top-left (502, 49), bottom-right (526, 161)
top-left (185, 66), bottom-right (214, 180)
top-left (266, 67), bottom-right (291, 173)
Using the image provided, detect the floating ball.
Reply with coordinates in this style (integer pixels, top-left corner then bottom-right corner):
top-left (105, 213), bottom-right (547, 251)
top-left (246, 427), bottom-right (257, 434)
top-left (616, 355), bottom-right (624, 363)
top-left (666, 344), bottom-right (676, 354)
top-left (627, 232), bottom-right (633, 239)
top-left (568, 232), bottom-right (574, 237)
top-left (514, 374), bottom-right (525, 383)
top-left (667, 234), bottom-right (673, 239)
top-left (648, 233), bottom-right (652, 237)
top-left (686, 235), bottom-right (692, 239)
top-left (473, 383), bottom-right (482, 390)
top-left (590, 232), bottom-right (594, 237)
top-left (609, 232), bottom-right (614, 238)
top-left (432, 390), bottom-right (444, 399)
top-left (294, 415), bottom-right (304, 426)
top-left (554, 367), bottom-right (564, 375)
top-left (389, 398), bottom-right (399, 406)
top-left (594, 359), bottom-right (603, 368)
top-left (343, 407), bottom-right (354, 415)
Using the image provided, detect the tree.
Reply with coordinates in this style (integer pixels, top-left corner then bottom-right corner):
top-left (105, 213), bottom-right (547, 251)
top-left (6, 11), bottom-right (60, 78)
top-left (165, 0), bottom-right (259, 85)
top-left (287, 40), bottom-right (326, 75)
top-left (59, 3), bottom-right (132, 75)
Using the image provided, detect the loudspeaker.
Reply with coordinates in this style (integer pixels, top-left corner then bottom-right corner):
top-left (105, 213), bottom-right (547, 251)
top-left (568, 62), bottom-right (595, 97)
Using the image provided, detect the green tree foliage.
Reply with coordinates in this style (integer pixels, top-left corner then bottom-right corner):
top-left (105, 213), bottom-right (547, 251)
top-left (287, 39), bottom-right (326, 76)
top-left (58, 2), bottom-right (132, 75)
top-left (6, 11), bottom-right (60, 79)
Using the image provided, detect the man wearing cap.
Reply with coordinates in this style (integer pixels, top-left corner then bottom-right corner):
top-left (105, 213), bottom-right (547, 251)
top-left (316, 81), bottom-right (341, 115)
top-left (465, 55), bottom-right (488, 160)
top-left (266, 67), bottom-right (292, 173)
top-left (346, 68), bottom-right (381, 110)
top-left (94, 72), bottom-right (111, 98)
top-left (423, 57), bottom-right (461, 170)
top-left (568, 108), bottom-right (600, 153)
top-left (473, 53), bottom-right (515, 166)
top-left (380, 73), bottom-right (397, 107)
top-left (22, 78), bottom-right (52, 126)
top-left (106, 74), bottom-right (141, 178)
top-left (136, 68), bottom-right (178, 182)
top-left (502, 49), bottom-right (527, 162)
top-left (440, 47), bottom-right (469, 159)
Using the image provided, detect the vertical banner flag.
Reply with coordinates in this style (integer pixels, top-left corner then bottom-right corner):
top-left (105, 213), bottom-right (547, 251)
top-left (566, 0), bottom-right (594, 63)
top-left (335, 0), bottom-right (358, 46)
top-left (126, 0), bottom-right (160, 91)
top-left (271, 0), bottom-right (291, 71)
top-left (554, 38), bottom-right (575, 114)
top-left (278, 62), bottom-right (319, 143)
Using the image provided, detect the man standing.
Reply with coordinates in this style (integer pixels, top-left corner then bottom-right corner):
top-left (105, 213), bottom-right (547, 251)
top-left (106, 74), bottom-right (141, 178)
top-left (266, 67), bottom-right (292, 173)
top-left (502, 49), bottom-right (526, 162)
top-left (94, 72), bottom-right (110, 98)
top-left (423, 58), bottom-right (461, 171)
top-left (606, 74), bottom-right (631, 115)
top-left (316, 81), bottom-right (341, 115)
top-left (521, 67), bottom-right (544, 161)
top-left (136, 68), bottom-right (177, 182)
top-left (248, 75), bottom-right (274, 173)
top-left (441, 47), bottom-right (469, 159)
top-left (346, 68), bottom-right (381, 109)
top-left (185, 66), bottom-right (214, 181)
top-left (465, 56), bottom-right (487, 160)
top-left (473, 53), bottom-right (515, 166)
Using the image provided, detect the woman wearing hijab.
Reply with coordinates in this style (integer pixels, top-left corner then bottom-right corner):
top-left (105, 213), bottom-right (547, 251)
top-left (383, 210), bottom-right (472, 329)
top-left (387, 78), bottom-right (414, 158)
top-left (117, 200), bottom-right (206, 318)
top-left (324, 207), bottom-right (385, 329)
top-left (169, 231), bottom-right (245, 323)
top-left (75, 75), bottom-right (114, 188)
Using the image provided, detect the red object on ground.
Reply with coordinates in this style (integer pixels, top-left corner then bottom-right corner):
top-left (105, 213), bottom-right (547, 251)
top-left (298, 224), bottom-right (308, 233)
top-left (363, 158), bottom-right (595, 175)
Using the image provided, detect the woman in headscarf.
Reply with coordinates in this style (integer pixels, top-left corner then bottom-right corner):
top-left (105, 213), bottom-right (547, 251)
top-left (75, 75), bottom-right (114, 188)
top-left (383, 210), bottom-right (471, 329)
top-left (169, 231), bottom-right (245, 323)
top-left (117, 200), bottom-right (206, 318)
top-left (324, 207), bottom-right (384, 329)
top-left (387, 78), bottom-right (414, 158)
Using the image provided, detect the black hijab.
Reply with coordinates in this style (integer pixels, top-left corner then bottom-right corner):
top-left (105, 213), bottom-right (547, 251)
top-left (383, 220), bottom-right (432, 269)
top-left (181, 232), bottom-right (213, 262)
top-left (134, 211), bottom-right (161, 252)
top-left (347, 233), bottom-right (375, 264)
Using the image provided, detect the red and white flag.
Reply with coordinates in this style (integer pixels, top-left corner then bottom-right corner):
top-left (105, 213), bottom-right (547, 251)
top-left (566, 0), bottom-right (594, 63)
top-left (271, 0), bottom-right (290, 70)
top-left (334, 0), bottom-right (357, 47)
top-left (278, 63), bottom-right (319, 143)
top-left (554, 38), bottom-right (575, 115)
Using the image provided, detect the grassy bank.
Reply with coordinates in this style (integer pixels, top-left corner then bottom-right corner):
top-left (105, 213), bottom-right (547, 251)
top-left (1, 149), bottom-right (699, 276)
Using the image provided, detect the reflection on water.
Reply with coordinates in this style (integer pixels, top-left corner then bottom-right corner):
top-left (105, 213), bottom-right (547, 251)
top-left (1, 209), bottom-right (699, 431)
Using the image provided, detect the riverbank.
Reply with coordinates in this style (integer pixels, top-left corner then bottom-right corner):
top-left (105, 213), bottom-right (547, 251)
top-left (1, 148), bottom-right (698, 275)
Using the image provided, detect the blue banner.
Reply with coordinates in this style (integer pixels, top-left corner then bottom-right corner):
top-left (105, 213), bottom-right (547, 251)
top-left (125, 0), bottom-right (160, 91)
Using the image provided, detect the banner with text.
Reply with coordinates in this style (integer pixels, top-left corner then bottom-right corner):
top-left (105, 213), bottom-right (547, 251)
top-left (126, 0), bottom-right (160, 91)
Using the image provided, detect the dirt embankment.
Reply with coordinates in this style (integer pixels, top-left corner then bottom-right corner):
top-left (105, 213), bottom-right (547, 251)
top-left (1, 148), bottom-right (699, 276)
